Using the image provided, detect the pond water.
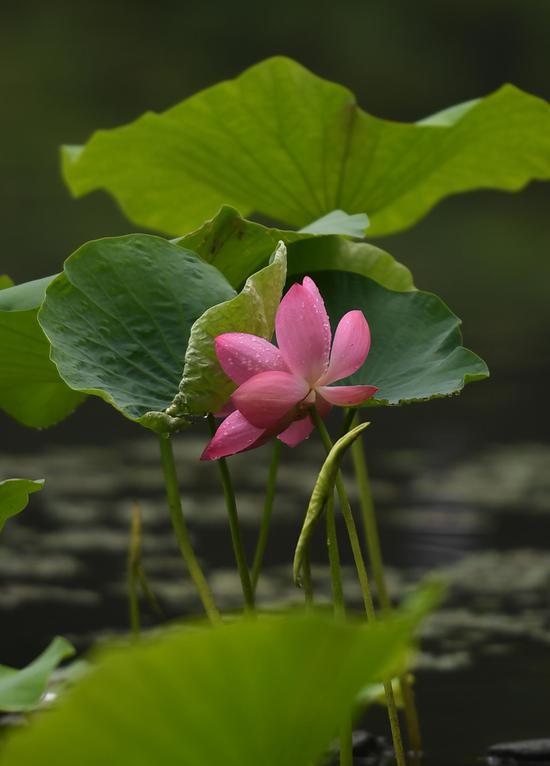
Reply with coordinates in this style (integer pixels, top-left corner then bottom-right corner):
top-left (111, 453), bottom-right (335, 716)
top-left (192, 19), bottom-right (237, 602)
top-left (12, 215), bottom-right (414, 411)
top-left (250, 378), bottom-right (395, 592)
top-left (1, 375), bottom-right (549, 766)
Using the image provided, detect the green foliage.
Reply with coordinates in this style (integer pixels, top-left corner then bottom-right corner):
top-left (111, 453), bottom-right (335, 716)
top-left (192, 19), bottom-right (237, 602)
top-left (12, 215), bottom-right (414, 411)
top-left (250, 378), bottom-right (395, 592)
top-left (170, 241), bottom-right (287, 418)
top-left (0, 209), bottom-right (416, 432)
top-left (38, 235), bottom-right (236, 432)
top-left (300, 271), bottom-right (489, 405)
top-left (176, 205), bottom-right (304, 289)
top-left (62, 56), bottom-right (550, 236)
top-left (0, 277), bottom-right (85, 428)
top-left (0, 609), bottom-right (423, 766)
top-left (294, 422), bottom-right (370, 585)
top-left (0, 276), bottom-right (57, 312)
top-left (286, 235), bottom-right (414, 292)
top-left (0, 637), bottom-right (74, 713)
top-left (0, 478), bottom-right (44, 533)
top-left (179, 206), bottom-right (410, 292)
top-left (298, 210), bottom-right (369, 237)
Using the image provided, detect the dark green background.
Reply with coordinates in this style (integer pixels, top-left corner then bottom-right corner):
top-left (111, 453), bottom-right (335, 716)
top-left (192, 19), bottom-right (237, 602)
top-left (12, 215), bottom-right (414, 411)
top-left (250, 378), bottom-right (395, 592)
top-left (1, 0), bottom-right (549, 443)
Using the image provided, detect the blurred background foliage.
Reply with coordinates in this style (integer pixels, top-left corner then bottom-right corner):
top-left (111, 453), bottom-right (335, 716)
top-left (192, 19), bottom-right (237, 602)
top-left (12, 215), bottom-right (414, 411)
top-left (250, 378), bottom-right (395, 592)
top-left (1, 0), bottom-right (549, 447)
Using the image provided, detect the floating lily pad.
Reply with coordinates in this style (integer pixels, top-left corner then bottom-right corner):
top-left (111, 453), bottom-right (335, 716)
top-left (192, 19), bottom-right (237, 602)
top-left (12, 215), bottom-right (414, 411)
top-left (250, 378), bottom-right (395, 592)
top-left (62, 56), bottom-right (550, 236)
top-left (0, 478), bottom-right (44, 534)
top-left (298, 270), bottom-right (489, 405)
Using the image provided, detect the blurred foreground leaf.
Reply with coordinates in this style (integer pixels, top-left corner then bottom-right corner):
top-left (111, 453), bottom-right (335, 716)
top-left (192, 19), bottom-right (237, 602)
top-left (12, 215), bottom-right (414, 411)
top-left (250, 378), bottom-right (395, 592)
top-left (0, 604), bottom-right (433, 766)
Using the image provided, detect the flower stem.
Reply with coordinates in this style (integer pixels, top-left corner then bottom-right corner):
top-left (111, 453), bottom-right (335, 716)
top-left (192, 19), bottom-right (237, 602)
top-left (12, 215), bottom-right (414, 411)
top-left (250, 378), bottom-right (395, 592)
top-left (340, 406), bottom-right (357, 438)
top-left (137, 563), bottom-right (164, 618)
top-left (384, 680), bottom-right (407, 766)
top-left (326, 480), bottom-right (351, 766)
top-left (127, 502), bottom-right (142, 640)
top-left (339, 718), bottom-right (354, 766)
top-left (158, 434), bottom-right (221, 624)
top-left (310, 410), bottom-right (407, 766)
top-left (326, 490), bottom-right (345, 618)
top-left (310, 410), bottom-right (375, 617)
top-left (349, 411), bottom-right (423, 758)
top-left (207, 415), bottom-right (255, 612)
top-left (349, 418), bottom-right (390, 603)
top-left (251, 439), bottom-right (282, 593)
top-left (302, 547), bottom-right (314, 606)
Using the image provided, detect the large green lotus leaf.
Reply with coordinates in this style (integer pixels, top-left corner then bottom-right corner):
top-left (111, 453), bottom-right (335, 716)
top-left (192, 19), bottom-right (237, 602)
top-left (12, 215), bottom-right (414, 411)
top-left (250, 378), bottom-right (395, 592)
top-left (0, 609), bottom-right (423, 766)
top-left (0, 637), bottom-right (74, 713)
top-left (38, 235), bottom-right (236, 433)
top-left (62, 57), bottom-right (550, 236)
top-left (0, 277), bottom-right (85, 428)
top-left (287, 235), bottom-right (414, 292)
top-left (169, 241), bottom-right (287, 418)
top-left (178, 206), bottom-right (410, 292)
top-left (0, 275), bottom-right (57, 312)
top-left (176, 205), bottom-right (304, 289)
top-left (0, 478), bottom-right (44, 534)
top-left (298, 210), bottom-right (369, 237)
top-left (303, 271), bottom-right (488, 405)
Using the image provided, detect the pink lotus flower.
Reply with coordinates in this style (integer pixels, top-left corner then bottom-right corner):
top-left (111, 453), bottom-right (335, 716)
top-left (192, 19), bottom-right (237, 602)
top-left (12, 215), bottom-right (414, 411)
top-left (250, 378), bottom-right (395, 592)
top-left (201, 277), bottom-right (377, 460)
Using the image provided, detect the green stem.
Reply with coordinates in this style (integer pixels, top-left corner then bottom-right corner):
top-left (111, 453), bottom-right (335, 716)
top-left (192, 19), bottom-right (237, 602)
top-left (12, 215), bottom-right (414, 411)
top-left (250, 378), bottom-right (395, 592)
top-left (339, 717), bottom-right (354, 766)
top-left (310, 409), bottom-right (375, 618)
top-left (302, 547), bottom-right (314, 607)
top-left (310, 410), bottom-right (407, 766)
top-left (326, 479), bottom-right (351, 766)
top-left (207, 415), bottom-right (255, 611)
top-left (349, 415), bottom-right (389, 606)
top-left (326, 490), bottom-right (345, 618)
top-left (340, 406), bottom-right (357, 438)
top-left (127, 503), bottom-right (142, 639)
top-left (349, 411), bottom-right (423, 758)
top-left (400, 678), bottom-right (423, 763)
top-left (137, 563), bottom-right (164, 618)
top-left (251, 440), bottom-right (282, 593)
top-left (158, 434), bottom-right (221, 625)
top-left (384, 680), bottom-right (407, 766)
